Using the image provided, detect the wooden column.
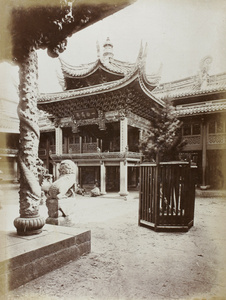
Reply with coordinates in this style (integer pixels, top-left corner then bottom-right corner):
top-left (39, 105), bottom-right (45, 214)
top-left (79, 136), bottom-right (82, 154)
top-left (201, 118), bottom-right (208, 189)
top-left (46, 138), bottom-right (50, 170)
top-left (55, 126), bottom-right (63, 155)
top-left (13, 157), bottom-right (18, 183)
top-left (120, 117), bottom-right (128, 152)
top-left (74, 162), bottom-right (79, 185)
top-left (119, 117), bottom-right (128, 196)
top-left (100, 162), bottom-right (106, 195)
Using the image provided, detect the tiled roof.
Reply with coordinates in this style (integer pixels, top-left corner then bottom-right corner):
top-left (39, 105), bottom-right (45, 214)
top-left (176, 99), bottom-right (226, 116)
top-left (38, 62), bottom-right (164, 106)
top-left (0, 114), bottom-right (19, 133)
top-left (153, 73), bottom-right (226, 99)
top-left (60, 56), bottom-right (136, 77)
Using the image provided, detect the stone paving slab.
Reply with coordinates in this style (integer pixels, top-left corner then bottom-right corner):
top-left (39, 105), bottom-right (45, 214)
top-left (0, 185), bottom-right (226, 299)
top-left (0, 224), bottom-right (91, 295)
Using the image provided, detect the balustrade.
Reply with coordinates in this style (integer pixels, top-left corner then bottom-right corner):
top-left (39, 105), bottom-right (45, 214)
top-left (208, 133), bottom-right (226, 145)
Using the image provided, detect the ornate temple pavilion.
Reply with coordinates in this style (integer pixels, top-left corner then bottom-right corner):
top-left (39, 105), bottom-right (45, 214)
top-left (153, 56), bottom-right (226, 189)
top-left (38, 38), bottom-right (163, 195)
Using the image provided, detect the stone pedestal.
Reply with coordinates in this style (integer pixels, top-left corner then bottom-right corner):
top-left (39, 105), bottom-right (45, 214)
top-left (46, 197), bottom-right (76, 226)
top-left (14, 216), bottom-right (45, 236)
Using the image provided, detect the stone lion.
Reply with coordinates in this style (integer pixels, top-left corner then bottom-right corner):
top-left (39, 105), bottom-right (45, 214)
top-left (48, 160), bottom-right (77, 200)
top-left (46, 160), bottom-right (77, 219)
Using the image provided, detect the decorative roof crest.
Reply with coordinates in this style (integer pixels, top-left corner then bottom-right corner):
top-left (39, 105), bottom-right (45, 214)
top-left (96, 40), bottom-right (100, 59)
top-left (197, 56), bottom-right (213, 90)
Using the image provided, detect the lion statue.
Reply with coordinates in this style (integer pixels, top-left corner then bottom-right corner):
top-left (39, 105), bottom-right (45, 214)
top-left (46, 160), bottom-right (77, 219)
top-left (48, 160), bottom-right (76, 200)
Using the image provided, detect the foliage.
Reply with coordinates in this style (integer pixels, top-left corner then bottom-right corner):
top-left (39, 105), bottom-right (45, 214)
top-left (139, 99), bottom-right (186, 162)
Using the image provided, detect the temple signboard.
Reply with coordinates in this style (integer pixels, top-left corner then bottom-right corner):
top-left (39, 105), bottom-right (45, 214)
top-left (73, 109), bottom-right (97, 120)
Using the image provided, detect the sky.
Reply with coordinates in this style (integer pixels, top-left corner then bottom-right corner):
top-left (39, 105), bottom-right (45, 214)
top-left (1, 0), bottom-right (226, 98)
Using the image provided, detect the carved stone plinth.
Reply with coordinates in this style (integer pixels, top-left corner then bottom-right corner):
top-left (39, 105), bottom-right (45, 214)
top-left (46, 197), bottom-right (76, 226)
top-left (14, 216), bottom-right (45, 236)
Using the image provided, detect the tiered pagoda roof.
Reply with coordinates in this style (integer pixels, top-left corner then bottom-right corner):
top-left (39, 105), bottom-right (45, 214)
top-left (38, 39), bottom-right (164, 121)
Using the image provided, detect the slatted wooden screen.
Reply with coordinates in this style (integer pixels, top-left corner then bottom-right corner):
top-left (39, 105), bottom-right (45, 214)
top-left (139, 162), bottom-right (196, 232)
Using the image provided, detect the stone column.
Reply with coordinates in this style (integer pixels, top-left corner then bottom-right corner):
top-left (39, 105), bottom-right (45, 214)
top-left (201, 118), bottom-right (208, 189)
top-left (100, 162), bottom-right (106, 195)
top-left (119, 117), bottom-right (128, 196)
top-left (14, 48), bottom-right (45, 235)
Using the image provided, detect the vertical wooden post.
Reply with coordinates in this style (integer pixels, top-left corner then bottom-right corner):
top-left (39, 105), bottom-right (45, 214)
top-left (201, 118), bottom-right (207, 189)
top-left (154, 152), bottom-right (160, 230)
top-left (119, 116), bottom-right (129, 196)
top-left (100, 162), bottom-right (106, 195)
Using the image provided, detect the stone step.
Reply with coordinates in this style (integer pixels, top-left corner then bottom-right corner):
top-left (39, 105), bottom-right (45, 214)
top-left (0, 224), bottom-right (91, 295)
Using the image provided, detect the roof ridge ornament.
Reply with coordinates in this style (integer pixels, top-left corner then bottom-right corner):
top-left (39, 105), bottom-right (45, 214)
top-left (196, 56), bottom-right (213, 90)
top-left (96, 40), bottom-right (100, 59)
top-left (103, 37), bottom-right (114, 62)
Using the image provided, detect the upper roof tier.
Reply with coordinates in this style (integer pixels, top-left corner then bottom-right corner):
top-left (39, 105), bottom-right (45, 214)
top-left (59, 38), bottom-right (161, 90)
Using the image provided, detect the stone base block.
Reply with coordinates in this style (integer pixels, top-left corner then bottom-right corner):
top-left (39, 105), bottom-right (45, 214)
top-left (0, 225), bottom-right (91, 295)
top-left (46, 197), bottom-right (76, 218)
top-left (46, 216), bottom-right (73, 226)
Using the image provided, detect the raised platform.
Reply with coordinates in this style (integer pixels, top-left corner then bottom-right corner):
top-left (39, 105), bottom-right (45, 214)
top-left (196, 188), bottom-right (226, 198)
top-left (0, 224), bottom-right (91, 295)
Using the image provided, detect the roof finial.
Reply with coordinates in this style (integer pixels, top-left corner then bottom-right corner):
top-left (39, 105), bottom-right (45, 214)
top-left (103, 37), bottom-right (114, 62)
top-left (96, 40), bottom-right (100, 59)
top-left (198, 56), bottom-right (213, 89)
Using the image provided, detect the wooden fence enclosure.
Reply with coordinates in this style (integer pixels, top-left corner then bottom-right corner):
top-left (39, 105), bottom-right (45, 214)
top-left (139, 162), bottom-right (197, 232)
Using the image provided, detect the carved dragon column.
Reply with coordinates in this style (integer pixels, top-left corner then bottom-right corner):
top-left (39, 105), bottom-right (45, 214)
top-left (14, 47), bottom-right (45, 236)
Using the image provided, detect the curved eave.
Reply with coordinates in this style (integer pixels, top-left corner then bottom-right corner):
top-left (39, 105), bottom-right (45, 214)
top-left (61, 59), bottom-right (100, 78)
top-left (38, 67), bottom-right (162, 107)
top-left (140, 71), bottom-right (157, 91)
top-left (38, 70), bottom-right (139, 104)
top-left (138, 72), bottom-right (165, 107)
top-left (171, 88), bottom-right (226, 100)
top-left (101, 58), bottom-right (135, 76)
top-left (61, 58), bottom-right (132, 79)
top-left (176, 99), bottom-right (226, 117)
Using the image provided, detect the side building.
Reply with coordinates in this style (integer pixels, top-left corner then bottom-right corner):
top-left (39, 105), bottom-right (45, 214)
top-left (38, 39), bottom-right (163, 195)
top-left (153, 56), bottom-right (226, 189)
top-left (0, 97), bottom-right (19, 182)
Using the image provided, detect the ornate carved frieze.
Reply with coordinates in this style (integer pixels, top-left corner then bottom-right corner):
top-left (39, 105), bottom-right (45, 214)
top-left (38, 85), bottom-right (159, 122)
top-left (50, 151), bottom-right (142, 162)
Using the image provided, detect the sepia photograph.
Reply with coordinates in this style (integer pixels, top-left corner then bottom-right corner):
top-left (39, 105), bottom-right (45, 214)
top-left (0, 0), bottom-right (226, 299)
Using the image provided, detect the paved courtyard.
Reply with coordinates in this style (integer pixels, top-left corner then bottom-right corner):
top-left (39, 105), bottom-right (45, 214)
top-left (0, 184), bottom-right (226, 300)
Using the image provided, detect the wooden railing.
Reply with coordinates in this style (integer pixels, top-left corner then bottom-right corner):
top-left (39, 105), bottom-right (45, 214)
top-left (139, 162), bottom-right (196, 232)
